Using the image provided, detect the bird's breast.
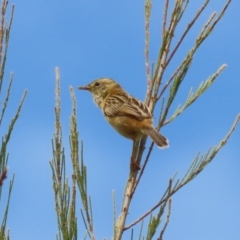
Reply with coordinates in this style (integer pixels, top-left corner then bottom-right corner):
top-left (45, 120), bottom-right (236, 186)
top-left (104, 115), bottom-right (152, 141)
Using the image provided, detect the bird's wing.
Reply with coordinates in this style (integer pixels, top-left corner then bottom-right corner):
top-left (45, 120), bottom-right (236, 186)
top-left (104, 90), bottom-right (151, 121)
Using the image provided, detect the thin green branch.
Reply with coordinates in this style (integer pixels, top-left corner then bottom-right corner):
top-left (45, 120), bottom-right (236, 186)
top-left (112, 190), bottom-right (116, 237)
top-left (51, 67), bottom-right (78, 240)
top-left (0, 89), bottom-right (27, 186)
top-left (159, 198), bottom-right (172, 240)
top-left (116, 1), bottom-right (233, 238)
top-left (145, 0), bottom-right (151, 86)
top-left (138, 220), bottom-right (144, 240)
top-left (69, 87), bottom-right (95, 240)
top-left (80, 209), bottom-right (91, 239)
top-left (200, 0), bottom-right (231, 40)
top-left (162, 0), bottom-right (169, 36)
top-left (131, 141), bottom-right (154, 196)
top-left (146, 179), bottom-right (172, 239)
top-left (165, 0), bottom-right (209, 68)
top-left (147, 0), bottom-right (183, 109)
top-left (0, 174), bottom-right (14, 235)
top-left (131, 229), bottom-right (134, 240)
top-left (0, 3), bottom-right (14, 92)
top-left (158, 0), bottom-right (231, 128)
top-left (0, 167), bottom-right (7, 186)
top-left (125, 114), bottom-right (240, 229)
top-left (0, 73), bottom-right (13, 126)
top-left (163, 64), bottom-right (227, 125)
top-left (158, 1), bottom-right (229, 128)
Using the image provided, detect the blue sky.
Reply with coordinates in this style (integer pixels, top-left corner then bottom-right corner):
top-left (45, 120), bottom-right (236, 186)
top-left (1, 0), bottom-right (240, 239)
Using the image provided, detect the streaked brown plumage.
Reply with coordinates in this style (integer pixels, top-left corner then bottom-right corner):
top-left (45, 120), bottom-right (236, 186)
top-left (78, 78), bottom-right (169, 148)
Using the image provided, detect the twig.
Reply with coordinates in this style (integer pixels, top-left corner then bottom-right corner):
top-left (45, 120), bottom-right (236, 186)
top-left (163, 64), bottom-right (227, 126)
top-left (162, 0), bottom-right (169, 36)
top-left (204, 0), bottom-right (231, 37)
top-left (116, 0), bottom-right (233, 238)
top-left (1, 174), bottom-right (14, 235)
top-left (131, 142), bottom-right (154, 196)
top-left (112, 190), bottom-right (116, 237)
top-left (115, 138), bottom-right (147, 240)
top-left (131, 228), bottom-right (134, 240)
top-left (0, 3), bottom-right (14, 92)
top-left (124, 178), bottom-right (173, 230)
top-left (148, 3), bottom-right (177, 110)
top-left (165, 0), bottom-right (209, 68)
top-left (157, 1), bottom-right (228, 128)
top-left (157, 62), bottom-right (183, 101)
top-left (145, 0), bottom-right (152, 86)
top-left (0, 73), bottom-right (13, 126)
top-left (81, 209), bottom-right (91, 239)
top-left (138, 220), bottom-right (144, 240)
top-left (0, 167), bottom-right (7, 186)
top-left (157, 0), bottom-right (231, 127)
top-left (158, 198), bottom-right (172, 240)
top-left (125, 114), bottom-right (240, 229)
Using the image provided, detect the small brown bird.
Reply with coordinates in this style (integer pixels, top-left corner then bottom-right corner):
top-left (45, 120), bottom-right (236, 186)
top-left (78, 78), bottom-right (169, 148)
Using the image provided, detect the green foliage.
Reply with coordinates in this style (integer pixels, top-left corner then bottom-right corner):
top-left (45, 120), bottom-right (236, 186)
top-left (0, 1), bottom-right (27, 239)
top-left (51, 1), bottom-right (239, 240)
top-left (50, 68), bottom-right (78, 240)
top-left (51, 68), bottom-right (95, 240)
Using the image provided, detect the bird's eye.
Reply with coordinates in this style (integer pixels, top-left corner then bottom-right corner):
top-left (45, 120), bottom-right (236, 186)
top-left (94, 82), bottom-right (100, 87)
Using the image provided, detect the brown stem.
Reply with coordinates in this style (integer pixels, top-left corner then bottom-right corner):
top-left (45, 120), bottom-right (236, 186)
top-left (165, 0), bottom-right (209, 68)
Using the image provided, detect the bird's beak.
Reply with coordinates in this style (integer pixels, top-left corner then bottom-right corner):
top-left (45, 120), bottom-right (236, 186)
top-left (78, 85), bottom-right (91, 91)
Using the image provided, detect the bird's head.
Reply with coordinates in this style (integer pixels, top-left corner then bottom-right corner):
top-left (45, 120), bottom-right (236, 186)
top-left (78, 78), bottom-right (120, 99)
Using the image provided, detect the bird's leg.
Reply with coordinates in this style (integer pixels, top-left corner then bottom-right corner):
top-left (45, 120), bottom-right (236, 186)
top-left (130, 140), bottom-right (141, 171)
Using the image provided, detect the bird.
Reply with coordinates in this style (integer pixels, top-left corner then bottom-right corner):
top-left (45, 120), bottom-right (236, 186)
top-left (78, 78), bottom-right (169, 148)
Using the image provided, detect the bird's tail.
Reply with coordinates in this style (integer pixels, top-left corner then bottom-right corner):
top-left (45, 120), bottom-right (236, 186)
top-left (143, 128), bottom-right (169, 148)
